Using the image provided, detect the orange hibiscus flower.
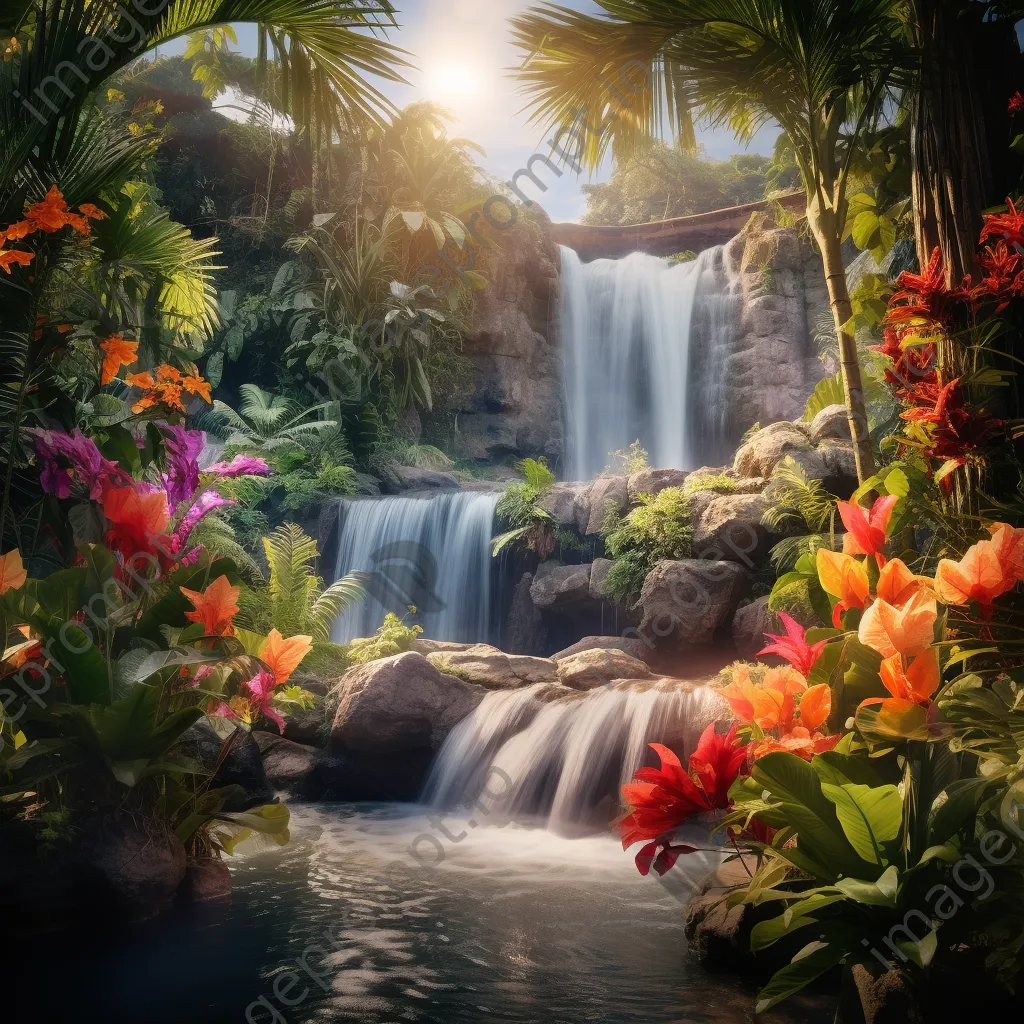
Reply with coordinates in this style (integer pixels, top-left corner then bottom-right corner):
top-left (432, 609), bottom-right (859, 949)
top-left (99, 334), bottom-right (138, 385)
top-left (181, 575), bottom-right (240, 637)
top-left (857, 648), bottom-right (941, 740)
top-left (858, 590), bottom-right (937, 659)
top-left (816, 548), bottom-right (871, 627)
top-left (876, 557), bottom-right (933, 607)
top-left (934, 536), bottom-right (1017, 617)
top-left (259, 629), bottom-right (312, 685)
top-left (0, 549), bottom-right (28, 595)
top-left (0, 248), bottom-right (33, 274)
top-left (99, 483), bottom-right (170, 561)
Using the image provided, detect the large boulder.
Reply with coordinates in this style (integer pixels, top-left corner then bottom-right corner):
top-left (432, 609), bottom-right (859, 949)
top-left (426, 646), bottom-right (558, 688)
top-left (638, 559), bottom-right (751, 648)
top-left (539, 482), bottom-right (584, 529)
top-left (379, 466), bottom-right (460, 493)
top-left (551, 635), bottom-right (657, 666)
top-left (504, 570), bottom-right (548, 656)
top-left (809, 403), bottom-right (853, 444)
top-left (627, 467), bottom-right (689, 501)
top-left (330, 651), bottom-right (484, 754)
top-left (731, 596), bottom-right (774, 660)
top-left (691, 493), bottom-right (770, 564)
top-left (588, 558), bottom-right (615, 599)
top-left (732, 421), bottom-right (813, 478)
top-left (556, 648), bottom-right (652, 690)
top-left (179, 858), bottom-right (232, 903)
top-left (530, 563), bottom-right (594, 612)
top-left (575, 476), bottom-right (628, 535)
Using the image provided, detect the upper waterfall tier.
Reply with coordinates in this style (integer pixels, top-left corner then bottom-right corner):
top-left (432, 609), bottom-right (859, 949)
top-left (330, 491), bottom-right (499, 644)
top-left (559, 245), bottom-right (740, 479)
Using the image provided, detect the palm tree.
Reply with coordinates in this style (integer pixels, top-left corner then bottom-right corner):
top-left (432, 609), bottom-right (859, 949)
top-left (510, 0), bottom-right (915, 483)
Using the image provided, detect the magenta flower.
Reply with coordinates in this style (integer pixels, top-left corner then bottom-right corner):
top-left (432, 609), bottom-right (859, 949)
top-left (173, 489), bottom-right (235, 552)
top-left (756, 612), bottom-right (827, 676)
top-left (32, 428), bottom-right (126, 499)
top-left (243, 669), bottom-right (285, 732)
top-left (161, 424), bottom-right (205, 507)
top-left (207, 454), bottom-right (272, 478)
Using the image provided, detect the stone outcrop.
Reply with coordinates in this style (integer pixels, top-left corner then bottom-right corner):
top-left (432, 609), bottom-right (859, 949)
top-left (638, 559), bottom-right (751, 648)
top-left (255, 733), bottom-right (320, 793)
top-left (551, 635), bottom-right (657, 665)
top-left (555, 648), bottom-right (653, 690)
top-left (530, 563), bottom-right (595, 612)
top-left (504, 570), bottom-right (548, 656)
top-left (177, 720), bottom-right (274, 808)
top-left (378, 465), bottom-right (460, 493)
top-left (179, 858), bottom-right (232, 903)
top-left (627, 467), bottom-right (690, 500)
top-left (426, 645), bottom-right (558, 688)
top-left (733, 420), bottom-right (813, 478)
top-left (691, 493), bottom-right (770, 564)
top-left (538, 476), bottom-right (629, 535)
top-left (330, 651), bottom-right (484, 753)
top-left (445, 207), bottom-right (563, 464)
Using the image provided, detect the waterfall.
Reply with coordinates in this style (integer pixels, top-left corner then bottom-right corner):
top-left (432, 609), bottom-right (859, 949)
top-left (330, 490), bottom-right (500, 644)
top-left (423, 681), bottom-right (726, 835)
top-left (559, 244), bottom-right (739, 477)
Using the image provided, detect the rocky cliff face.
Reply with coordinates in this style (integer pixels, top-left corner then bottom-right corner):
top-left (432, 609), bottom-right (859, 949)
top-left (446, 207), bottom-right (564, 465)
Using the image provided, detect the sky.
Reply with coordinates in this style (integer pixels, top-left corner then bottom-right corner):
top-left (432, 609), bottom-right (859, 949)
top-left (165, 0), bottom-right (781, 223)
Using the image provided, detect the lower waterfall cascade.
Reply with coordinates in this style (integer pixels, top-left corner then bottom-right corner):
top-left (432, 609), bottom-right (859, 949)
top-left (329, 490), bottom-right (500, 644)
top-left (423, 681), bottom-right (726, 834)
top-left (559, 243), bottom-right (741, 478)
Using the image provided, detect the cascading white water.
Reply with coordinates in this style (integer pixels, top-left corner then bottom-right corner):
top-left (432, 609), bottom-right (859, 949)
top-left (423, 681), bottom-right (726, 835)
top-left (559, 244), bottom-right (739, 477)
top-left (330, 490), bottom-right (499, 644)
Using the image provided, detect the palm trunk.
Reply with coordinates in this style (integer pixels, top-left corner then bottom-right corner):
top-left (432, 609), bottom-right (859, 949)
top-left (809, 213), bottom-right (875, 484)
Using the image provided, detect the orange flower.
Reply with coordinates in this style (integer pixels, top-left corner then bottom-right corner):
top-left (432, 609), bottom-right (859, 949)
top-left (0, 248), bottom-right (33, 274)
top-left (157, 381), bottom-right (184, 411)
top-left (838, 495), bottom-right (899, 563)
top-left (131, 394), bottom-right (158, 414)
top-left (876, 558), bottom-right (933, 607)
top-left (858, 590), bottom-right (937, 659)
top-left (259, 629), bottom-right (312, 685)
top-left (753, 728), bottom-right (840, 761)
top-left (78, 203), bottom-right (107, 222)
top-left (100, 483), bottom-right (170, 560)
top-left (858, 648), bottom-right (941, 740)
top-left (183, 375), bottom-right (212, 403)
top-left (24, 185), bottom-right (75, 233)
top-left (816, 548), bottom-right (871, 627)
top-left (934, 538), bottom-right (1015, 616)
top-left (4, 625), bottom-right (42, 670)
top-left (155, 364), bottom-right (182, 382)
top-left (2, 220), bottom-right (33, 241)
top-left (181, 575), bottom-right (239, 637)
top-left (0, 549), bottom-right (28, 594)
top-left (798, 683), bottom-right (832, 731)
top-left (721, 664), bottom-right (758, 723)
top-left (99, 334), bottom-right (138, 385)
top-left (987, 522), bottom-right (1024, 584)
top-left (125, 371), bottom-right (155, 389)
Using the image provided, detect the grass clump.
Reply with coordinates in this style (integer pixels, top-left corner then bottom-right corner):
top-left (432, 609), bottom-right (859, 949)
top-left (683, 473), bottom-right (738, 496)
top-left (348, 612), bottom-right (424, 665)
top-left (602, 487), bottom-right (693, 601)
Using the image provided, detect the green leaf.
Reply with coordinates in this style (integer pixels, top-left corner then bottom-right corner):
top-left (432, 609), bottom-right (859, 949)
top-left (755, 938), bottom-right (849, 1014)
top-left (749, 891), bottom-right (847, 950)
top-left (835, 866), bottom-right (898, 907)
top-left (820, 783), bottom-right (902, 865)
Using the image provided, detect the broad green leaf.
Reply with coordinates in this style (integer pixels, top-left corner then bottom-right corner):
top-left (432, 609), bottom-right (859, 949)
top-left (820, 783), bottom-right (902, 865)
top-left (755, 938), bottom-right (850, 1014)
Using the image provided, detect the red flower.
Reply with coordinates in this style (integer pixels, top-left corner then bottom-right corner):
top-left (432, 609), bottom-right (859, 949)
top-left (980, 198), bottom-right (1024, 250)
top-left (901, 378), bottom-right (1003, 471)
top-left (886, 248), bottom-right (975, 332)
top-left (757, 611), bottom-right (826, 676)
top-left (1009, 92), bottom-right (1024, 117)
top-left (619, 726), bottom-right (748, 874)
top-left (838, 494), bottom-right (899, 563)
top-left (974, 240), bottom-right (1024, 311)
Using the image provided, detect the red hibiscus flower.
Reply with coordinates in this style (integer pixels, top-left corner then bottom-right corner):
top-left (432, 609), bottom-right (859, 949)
top-left (886, 247), bottom-right (975, 332)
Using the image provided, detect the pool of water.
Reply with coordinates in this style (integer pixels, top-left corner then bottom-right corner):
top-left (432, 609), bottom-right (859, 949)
top-left (14, 804), bottom-right (835, 1024)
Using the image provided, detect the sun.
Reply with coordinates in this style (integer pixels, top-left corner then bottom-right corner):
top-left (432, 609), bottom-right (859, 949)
top-left (423, 60), bottom-right (485, 108)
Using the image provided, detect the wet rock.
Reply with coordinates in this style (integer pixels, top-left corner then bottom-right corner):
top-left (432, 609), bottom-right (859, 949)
top-left (589, 558), bottom-right (614, 599)
top-left (330, 651), bottom-right (484, 753)
top-left (809, 403), bottom-right (853, 444)
top-left (255, 732), bottom-right (320, 792)
top-left (539, 482), bottom-right (584, 530)
top-left (379, 466), bottom-right (460, 493)
top-left (575, 476), bottom-right (629, 536)
top-left (177, 720), bottom-right (274, 807)
top-left (638, 559), bottom-right (751, 648)
top-left (551, 635), bottom-right (657, 666)
top-left (426, 647), bottom-right (558, 688)
top-left (504, 571), bottom-right (548, 656)
top-left (530, 563), bottom-right (594, 611)
top-left (179, 858), bottom-right (232, 903)
top-left (556, 648), bottom-right (652, 690)
top-left (733, 421), bottom-right (813, 478)
top-left (692, 493), bottom-right (770, 564)
top-left (627, 467), bottom-right (690, 501)
top-left (410, 639), bottom-right (481, 656)
top-left (843, 964), bottom-right (928, 1024)
top-left (731, 596), bottom-right (774, 660)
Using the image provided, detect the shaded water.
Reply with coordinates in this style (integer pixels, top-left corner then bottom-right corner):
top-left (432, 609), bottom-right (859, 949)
top-left (16, 804), bottom-right (834, 1024)
top-left (559, 246), bottom-right (739, 477)
top-left (330, 491), bottom-right (499, 644)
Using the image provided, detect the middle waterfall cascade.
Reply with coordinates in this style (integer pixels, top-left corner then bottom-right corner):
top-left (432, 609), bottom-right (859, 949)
top-left (330, 490), bottom-right (500, 644)
top-left (559, 243), bottom-right (740, 478)
top-left (423, 682), bottom-right (726, 834)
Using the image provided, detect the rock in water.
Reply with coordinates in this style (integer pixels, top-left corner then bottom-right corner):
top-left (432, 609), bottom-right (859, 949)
top-left (555, 648), bottom-right (653, 690)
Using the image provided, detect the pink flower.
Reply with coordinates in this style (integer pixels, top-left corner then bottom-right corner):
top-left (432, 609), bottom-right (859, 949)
top-left (161, 424), bottom-right (205, 507)
top-left (207, 454), bottom-right (272, 478)
top-left (756, 612), bottom-right (826, 676)
top-left (838, 495), bottom-right (899, 563)
top-left (32, 428), bottom-right (127, 499)
top-left (173, 490), bottom-right (235, 547)
top-left (243, 669), bottom-right (286, 732)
